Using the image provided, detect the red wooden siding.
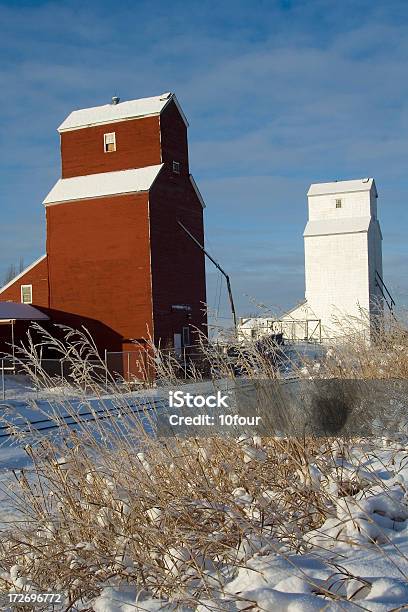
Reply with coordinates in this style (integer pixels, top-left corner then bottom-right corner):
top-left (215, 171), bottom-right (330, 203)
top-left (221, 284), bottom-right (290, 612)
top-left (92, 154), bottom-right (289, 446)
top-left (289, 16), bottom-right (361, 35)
top-left (160, 101), bottom-right (190, 176)
top-left (0, 257), bottom-right (49, 307)
top-left (46, 193), bottom-right (154, 348)
top-left (149, 172), bottom-right (207, 347)
top-left (61, 116), bottom-right (162, 178)
top-left (0, 94), bottom-right (207, 376)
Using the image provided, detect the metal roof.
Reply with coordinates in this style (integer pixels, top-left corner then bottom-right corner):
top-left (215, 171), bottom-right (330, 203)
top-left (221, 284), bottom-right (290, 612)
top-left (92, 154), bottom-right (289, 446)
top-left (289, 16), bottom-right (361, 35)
top-left (43, 164), bottom-right (164, 206)
top-left (43, 166), bottom-right (206, 209)
top-left (307, 178), bottom-right (376, 197)
top-left (58, 92), bottom-right (189, 132)
top-left (304, 217), bottom-right (372, 237)
top-left (0, 302), bottom-right (49, 321)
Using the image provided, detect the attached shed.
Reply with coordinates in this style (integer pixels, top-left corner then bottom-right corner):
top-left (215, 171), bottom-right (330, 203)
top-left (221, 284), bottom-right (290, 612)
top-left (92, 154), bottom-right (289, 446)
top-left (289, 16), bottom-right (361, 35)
top-left (0, 303), bottom-right (49, 364)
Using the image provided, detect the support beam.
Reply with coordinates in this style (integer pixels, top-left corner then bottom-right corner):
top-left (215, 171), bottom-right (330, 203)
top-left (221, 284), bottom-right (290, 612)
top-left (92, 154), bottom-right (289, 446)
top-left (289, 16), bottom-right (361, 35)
top-left (177, 220), bottom-right (237, 330)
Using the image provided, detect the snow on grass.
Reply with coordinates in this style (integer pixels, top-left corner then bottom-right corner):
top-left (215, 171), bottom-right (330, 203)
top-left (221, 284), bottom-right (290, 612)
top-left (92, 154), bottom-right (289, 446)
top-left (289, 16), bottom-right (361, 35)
top-left (2, 432), bottom-right (408, 610)
top-left (103, 437), bottom-right (408, 609)
top-left (1, 321), bottom-right (408, 609)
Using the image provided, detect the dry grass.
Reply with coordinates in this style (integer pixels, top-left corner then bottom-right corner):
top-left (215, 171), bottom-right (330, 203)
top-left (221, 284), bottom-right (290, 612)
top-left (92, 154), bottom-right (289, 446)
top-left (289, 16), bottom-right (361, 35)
top-left (0, 315), bottom-right (408, 610)
top-left (311, 307), bottom-right (408, 379)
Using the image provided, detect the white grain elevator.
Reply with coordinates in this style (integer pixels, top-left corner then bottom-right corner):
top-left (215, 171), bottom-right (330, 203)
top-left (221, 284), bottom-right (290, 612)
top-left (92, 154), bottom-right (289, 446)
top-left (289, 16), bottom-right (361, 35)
top-left (303, 178), bottom-right (383, 339)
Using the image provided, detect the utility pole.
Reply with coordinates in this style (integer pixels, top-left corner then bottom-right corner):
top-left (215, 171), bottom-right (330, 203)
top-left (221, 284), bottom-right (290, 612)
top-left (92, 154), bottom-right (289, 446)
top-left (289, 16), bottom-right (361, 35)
top-left (177, 221), bottom-right (237, 330)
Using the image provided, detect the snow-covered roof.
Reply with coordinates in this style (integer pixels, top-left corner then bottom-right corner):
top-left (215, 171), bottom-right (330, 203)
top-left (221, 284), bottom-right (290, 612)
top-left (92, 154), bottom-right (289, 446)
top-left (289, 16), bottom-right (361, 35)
top-left (0, 302), bottom-right (49, 321)
top-left (238, 317), bottom-right (270, 329)
top-left (281, 299), bottom-right (309, 318)
top-left (58, 92), bottom-right (188, 132)
top-left (43, 165), bottom-right (164, 205)
top-left (304, 217), bottom-right (371, 237)
top-left (307, 178), bottom-right (376, 197)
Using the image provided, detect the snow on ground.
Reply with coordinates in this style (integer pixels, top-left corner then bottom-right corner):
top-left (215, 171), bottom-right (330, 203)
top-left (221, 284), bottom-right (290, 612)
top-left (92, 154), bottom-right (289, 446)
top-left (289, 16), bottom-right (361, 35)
top-left (89, 438), bottom-right (408, 611)
top-left (0, 375), bottom-right (165, 529)
top-left (0, 372), bottom-right (90, 401)
top-left (2, 371), bottom-right (408, 609)
top-left (0, 447), bottom-right (31, 526)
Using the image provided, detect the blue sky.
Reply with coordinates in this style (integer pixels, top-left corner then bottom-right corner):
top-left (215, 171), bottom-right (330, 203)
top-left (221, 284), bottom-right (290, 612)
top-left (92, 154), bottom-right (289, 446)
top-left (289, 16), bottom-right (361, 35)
top-left (1, 0), bottom-right (408, 324)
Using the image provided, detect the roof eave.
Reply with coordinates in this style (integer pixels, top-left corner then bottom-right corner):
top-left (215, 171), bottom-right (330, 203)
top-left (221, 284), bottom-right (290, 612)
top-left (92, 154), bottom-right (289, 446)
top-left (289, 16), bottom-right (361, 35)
top-left (307, 178), bottom-right (375, 197)
top-left (304, 229), bottom-right (369, 237)
top-left (43, 189), bottom-right (152, 207)
top-left (307, 188), bottom-right (373, 197)
top-left (57, 111), bottom-right (162, 133)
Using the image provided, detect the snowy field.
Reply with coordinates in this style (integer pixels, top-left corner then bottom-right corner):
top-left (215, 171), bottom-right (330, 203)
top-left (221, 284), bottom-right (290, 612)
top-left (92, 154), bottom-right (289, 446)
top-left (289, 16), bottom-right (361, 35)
top-left (1, 367), bottom-right (408, 610)
top-left (0, 376), bottom-right (164, 528)
top-left (88, 435), bottom-right (408, 611)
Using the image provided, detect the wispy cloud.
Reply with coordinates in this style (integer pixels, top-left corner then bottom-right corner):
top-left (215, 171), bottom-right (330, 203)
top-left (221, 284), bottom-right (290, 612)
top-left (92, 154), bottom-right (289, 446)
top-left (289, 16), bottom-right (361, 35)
top-left (1, 0), bottom-right (407, 314)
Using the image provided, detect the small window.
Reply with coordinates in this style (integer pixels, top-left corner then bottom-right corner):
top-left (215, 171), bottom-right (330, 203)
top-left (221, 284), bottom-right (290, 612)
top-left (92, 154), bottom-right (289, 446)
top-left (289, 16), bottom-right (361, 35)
top-left (182, 326), bottom-right (190, 347)
top-left (335, 199), bottom-right (342, 208)
top-left (104, 132), bottom-right (116, 153)
top-left (21, 284), bottom-right (32, 304)
top-left (172, 161), bottom-right (180, 174)
top-left (173, 333), bottom-right (182, 357)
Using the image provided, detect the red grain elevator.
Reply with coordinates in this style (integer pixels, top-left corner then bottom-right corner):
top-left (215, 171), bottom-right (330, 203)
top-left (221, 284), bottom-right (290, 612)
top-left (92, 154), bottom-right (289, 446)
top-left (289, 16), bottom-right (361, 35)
top-left (0, 92), bottom-right (207, 374)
